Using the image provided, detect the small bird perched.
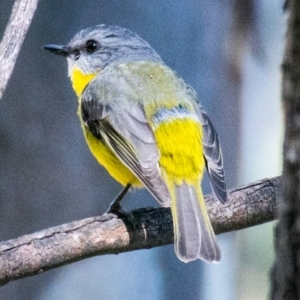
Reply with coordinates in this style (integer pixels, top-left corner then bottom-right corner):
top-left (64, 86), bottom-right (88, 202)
top-left (43, 24), bottom-right (227, 263)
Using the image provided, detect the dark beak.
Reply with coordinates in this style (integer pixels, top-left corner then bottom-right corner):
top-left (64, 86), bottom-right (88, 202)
top-left (42, 44), bottom-right (70, 57)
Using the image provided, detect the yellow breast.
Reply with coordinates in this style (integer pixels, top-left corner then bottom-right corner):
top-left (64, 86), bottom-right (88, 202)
top-left (70, 67), bottom-right (98, 97)
top-left (70, 66), bottom-right (141, 187)
top-left (82, 125), bottom-right (141, 186)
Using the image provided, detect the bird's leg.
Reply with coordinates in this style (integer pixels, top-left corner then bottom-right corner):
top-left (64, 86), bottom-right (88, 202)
top-left (106, 183), bottom-right (131, 216)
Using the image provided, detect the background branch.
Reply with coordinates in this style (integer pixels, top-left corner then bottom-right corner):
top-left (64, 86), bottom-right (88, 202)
top-left (0, 176), bottom-right (280, 286)
top-left (271, 2), bottom-right (300, 298)
top-left (0, 0), bottom-right (39, 99)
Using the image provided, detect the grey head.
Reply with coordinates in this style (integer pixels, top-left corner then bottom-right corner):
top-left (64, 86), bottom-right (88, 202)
top-left (43, 24), bottom-right (162, 75)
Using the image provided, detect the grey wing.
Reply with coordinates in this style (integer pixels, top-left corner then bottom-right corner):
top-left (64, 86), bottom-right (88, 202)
top-left (81, 94), bottom-right (171, 207)
top-left (196, 106), bottom-right (227, 204)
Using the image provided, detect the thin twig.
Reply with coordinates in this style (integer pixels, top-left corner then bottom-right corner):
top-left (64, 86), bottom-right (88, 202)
top-left (0, 0), bottom-right (39, 99)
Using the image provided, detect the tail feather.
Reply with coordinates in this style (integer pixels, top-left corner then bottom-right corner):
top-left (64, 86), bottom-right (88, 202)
top-left (171, 182), bottom-right (221, 263)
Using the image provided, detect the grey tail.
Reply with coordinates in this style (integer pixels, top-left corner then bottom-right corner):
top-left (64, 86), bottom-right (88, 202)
top-left (170, 182), bottom-right (221, 263)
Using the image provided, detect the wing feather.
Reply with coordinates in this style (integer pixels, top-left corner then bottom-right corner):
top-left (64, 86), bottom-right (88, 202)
top-left (81, 91), bottom-right (170, 206)
top-left (196, 107), bottom-right (227, 203)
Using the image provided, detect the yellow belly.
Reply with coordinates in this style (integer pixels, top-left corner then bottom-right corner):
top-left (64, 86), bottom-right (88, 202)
top-left (82, 121), bottom-right (141, 187)
top-left (71, 66), bottom-right (140, 187)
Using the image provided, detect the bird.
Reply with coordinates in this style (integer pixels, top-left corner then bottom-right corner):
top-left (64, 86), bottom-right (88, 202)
top-left (43, 24), bottom-right (227, 263)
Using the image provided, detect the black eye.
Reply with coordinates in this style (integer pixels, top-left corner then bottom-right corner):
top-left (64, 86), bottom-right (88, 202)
top-left (85, 40), bottom-right (98, 53)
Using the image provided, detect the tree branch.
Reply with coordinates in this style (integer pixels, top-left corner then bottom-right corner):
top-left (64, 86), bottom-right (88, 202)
top-left (0, 0), bottom-right (39, 100)
top-left (0, 176), bottom-right (280, 286)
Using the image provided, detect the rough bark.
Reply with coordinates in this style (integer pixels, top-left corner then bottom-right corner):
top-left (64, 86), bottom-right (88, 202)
top-left (0, 0), bottom-right (39, 99)
top-left (0, 176), bottom-right (280, 286)
top-left (270, 2), bottom-right (300, 299)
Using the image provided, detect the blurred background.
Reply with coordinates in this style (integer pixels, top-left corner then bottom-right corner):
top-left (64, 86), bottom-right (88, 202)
top-left (0, 0), bottom-right (284, 299)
